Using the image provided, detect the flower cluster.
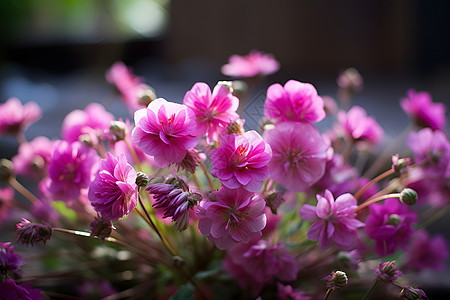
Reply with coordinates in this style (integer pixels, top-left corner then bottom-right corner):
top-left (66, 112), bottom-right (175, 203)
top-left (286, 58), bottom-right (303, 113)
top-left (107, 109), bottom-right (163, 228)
top-left (0, 52), bottom-right (448, 299)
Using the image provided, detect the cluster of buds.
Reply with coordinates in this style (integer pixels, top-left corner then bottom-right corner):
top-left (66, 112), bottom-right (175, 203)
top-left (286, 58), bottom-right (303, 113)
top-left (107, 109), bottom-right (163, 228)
top-left (146, 176), bottom-right (202, 231)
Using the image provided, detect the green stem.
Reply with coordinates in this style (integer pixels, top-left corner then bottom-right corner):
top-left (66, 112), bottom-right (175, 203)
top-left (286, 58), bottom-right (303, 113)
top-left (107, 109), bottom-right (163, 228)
top-left (124, 138), bottom-right (143, 172)
top-left (416, 206), bottom-right (450, 230)
top-left (363, 279), bottom-right (380, 300)
top-left (199, 160), bottom-right (215, 191)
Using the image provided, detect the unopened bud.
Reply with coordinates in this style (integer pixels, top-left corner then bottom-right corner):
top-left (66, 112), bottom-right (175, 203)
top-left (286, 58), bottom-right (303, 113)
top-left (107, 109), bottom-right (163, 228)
top-left (323, 270), bottom-right (348, 289)
top-left (16, 218), bottom-right (52, 246)
top-left (400, 188), bottom-right (417, 206)
top-left (265, 191), bottom-right (284, 214)
top-left (90, 217), bottom-right (113, 242)
top-left (136, 172), bottom-right (150, 188)
top-left (400, 286), bottom-right (427, 300)
top-left (79, 134), bottom-right (93, 146)
top-left (217, 81), bottom-right (234, 93)
top-left (0, 158), bottom-right (14, 181)
top-left (110, 121), bottom-right (127, 141)
top-left (392, 155), bottom-right (411, 175)
top-left (386, 214), bottom-right (401, 227)
top-left (375, 261), bottom-right (402, 282)
top-left (137, 86), bottom-right (157, 107)
top-left (187, 192), bottom-right (202, 206)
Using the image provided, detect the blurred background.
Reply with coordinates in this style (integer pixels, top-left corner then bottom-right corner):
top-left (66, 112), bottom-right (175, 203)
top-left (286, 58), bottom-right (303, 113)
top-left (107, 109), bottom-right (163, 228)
top-left (1, 0), bottom-right (450, 296)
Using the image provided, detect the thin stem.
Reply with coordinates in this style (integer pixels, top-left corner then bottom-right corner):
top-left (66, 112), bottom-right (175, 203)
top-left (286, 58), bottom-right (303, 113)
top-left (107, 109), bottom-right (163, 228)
top-left (355, 193), bottom-right (401, 213)
top-left (416, 205), bottom-right (450, 230)
top-left (8, 177), bottom-right (39, 205)
top-left (324, 288), bottom-right (333, 300)
top-left (260, 178), bottom-right (271, 195)
top-left (354, 169), bottom-right (395, 200)
top-left (363, 279), bottom-right (380, 300)
top-left (199, 160), bottom-right (214, 191)
top-left (124, 138), bottom-right (142, 172)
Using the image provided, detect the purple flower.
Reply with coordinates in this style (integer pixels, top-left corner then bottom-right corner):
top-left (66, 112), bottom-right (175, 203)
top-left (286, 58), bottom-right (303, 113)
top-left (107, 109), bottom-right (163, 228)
top-left (12, 136), bottom-right (55, 179)
top-left (16, 218), bottom-right (53, 246)
top-left (0, 97), bottom-right (41, 136)
top-left (264, 121), bottom-right (328, 192)
top-left (264, 80), bottom-right (326, 124)
top-left (210, 130), bottom-right (272, 192)
top-left (183, 82), bottom-right (239, 143)
top-left (0, 279), bottom-right (44, 300)
top-left (131, 98), bottom-right (199, 168)
top-left (197, 187), bottom-right (266, 250)
top-left (337, 106), bottom-right (384, 145)
top-left (0, 242), bottom-right (25, 278)
top-left (365, 198), bottom-right (417, 257)
top-left (221, 50), bottom-right (279, 78)
top-left (88, 152), bottom-right (137, 221)
top-left (277, 282), bottom-right (311, 300)
top-left (375, 261), bottom-right (402, 282)
top-left (405, 230), bottom-right (448, 272)
top-left (223, 240), bottom-right (298, 296)
top-left (401, 89), bottom-right (446, 130)
top-left (45, 141), bottom-right (98, 202)
top-left (62, 103), bottom-right (114, 143)
top-left (106, 61), bottom-right (151, 113)
top-left (299, 190), bottom-right (364, 250)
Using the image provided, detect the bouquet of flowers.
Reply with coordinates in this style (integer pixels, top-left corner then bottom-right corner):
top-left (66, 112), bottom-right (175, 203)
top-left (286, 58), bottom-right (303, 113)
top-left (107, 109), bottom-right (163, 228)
top-left (0, 51), bottom-right (448, 299)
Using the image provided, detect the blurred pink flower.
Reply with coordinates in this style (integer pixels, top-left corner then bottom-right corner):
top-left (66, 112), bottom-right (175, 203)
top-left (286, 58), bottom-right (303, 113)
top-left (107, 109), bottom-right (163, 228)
top-left (210, 130), bottom-right (272, 192)
top-left (264, 121), bottom-right (328, 192)
top-left (0, 279), bottom-right (44, 300)
top-left (197, 187), bottom-right (266, 250)
top-left (405, 230), bottom-right (448, 272)
top-left (299, 189), bottom-right (364, 250)
top-left (401, 89), bottom-right (446, 130)
top-left (337, 105), bottom-right (384, 145)
top-left (0, 97), bottom-right (41, 136)
top-left (0, 187), bottom-right (14, 223)
top-left (62, 103), bottom-right (114, 143)
top-left (131, 98), bottom-right (199, 168)
top-left (45, 140), bottom-right (98, 202)
top-left (277, 282), bottom-right (311, 300)
top-left (221, 50), bottom-right (279, 78)
top-left (88, 153), bottom-right (137, 221)
top-left (12, 136), bottom-right (55, 179)
top-left (183, 82), bottom-right (239, 143)
top-left (264, 80), bottom-right (326, 123)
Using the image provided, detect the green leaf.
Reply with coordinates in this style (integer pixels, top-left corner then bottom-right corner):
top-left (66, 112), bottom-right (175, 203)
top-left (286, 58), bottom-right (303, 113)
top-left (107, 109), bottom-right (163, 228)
top-left (169, 283), bottom-right (195, 300)
top-left (52, 201), bottom-right (77, 222)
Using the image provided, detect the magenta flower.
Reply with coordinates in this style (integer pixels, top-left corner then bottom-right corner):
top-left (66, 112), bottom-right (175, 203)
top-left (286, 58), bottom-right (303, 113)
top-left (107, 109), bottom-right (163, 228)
top-left (405, 230), bottom-right (448, 272)
top-left (0, 97), bottom-right (41, 136)
top-left (264, 80), bottom-right (326, 123)
top-left (183, 82), bottom-right (239, 143)
top-left (12, 136), bottom-right (55, 179)
top-left (197, 187), bottom-right (266, 250)
top-left (223, 240), bottom-right (298, 296)
top-left (62, 103), bottom-right (114, 143)
top-left (365, 198), bottom-right (417, 257)
top-left (131, 98), bottom-right (199, 168)
top-left (401, 89), bottom-right (446, 130)
top-left (88, 152), bottom-right (137, 221)
top-left (221, 50), bottom-right (280, 78)
top-left (264, 121), bottom-right (328, 192)
top-left (106, 61), bottom-right (150, 113)
top-left (210, 130), bottom-right (272, 192)
top-left (337, 105), bottom-right (384, 145)
top-left (299, 190), bottom-right (364, 250)
top-left (0, 242), bottom-right (25, 278)
top-left (0, 279), bottom-right (44, 300)
top-left (46, 140), bottom-right (98, 202)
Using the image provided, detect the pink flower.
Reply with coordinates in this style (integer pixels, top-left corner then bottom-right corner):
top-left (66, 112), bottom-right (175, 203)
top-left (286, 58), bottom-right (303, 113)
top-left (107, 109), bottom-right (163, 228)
top-left (264, 121), bottom-right (328, 192)
top-left (131, 98), bottom-right (199, 168)
top-left (62, 103), bottom-right (114, 143)
top-left (12, 136), bottom-right (55, 179)
top-left (277, 282), bottom-right (311, 300)
top-left (365, 198), bottom-right (417, 257)
top-left (0, 279), bottom-right (44, 300)
top-left (221, 50), bottom-right (280, 78)
top-left (210, 130), bottom-right (272, 192)
top-left (401, 89), bottom-right (446, 130)
top-left (337, 105), bottom-right (384, 145)
top-left (0, 97), bottom-right (41, 136)
top-left (183, 82), bottom-right (239, 143)
top-left (223, 240), bottom-right (298, 296)
top-left (197, 187), bottom-right (266, 250)
top-left (106, 61), bottom-right (151, 113)
top-left (88, 153), bottom-right (137, 220)
top-left (405, 230), bottom-right (448, 272)
top-left (299, 190), bottom-right (364, 250)
top-left (264, 80), bottom-right (326, 123)
top-left (46, 141), bottom-right (99, 202)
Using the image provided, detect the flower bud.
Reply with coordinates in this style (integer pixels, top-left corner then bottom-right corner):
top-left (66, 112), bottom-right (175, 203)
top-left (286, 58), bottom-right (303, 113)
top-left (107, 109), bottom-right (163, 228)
top-left (0, 158), bottom-right (14, 181)
top-left (79, 134), bottom-right (93, 146)
top-left (400, 188), bottom-right (417, 206)
top-left (16, 218), bottom-right (52, 246)
top-left (187, 192), bottom-right (202, 206)
top-left (109, 121), bottom-right (127, 141)
top-left (136, 172), bottom-right (150, 188)
top-left (90, 217), bottom-right (113, 242)
top-left (400, 286), bottom-right (427, 300)
top-left (323, 270), bottom-right (348, 289)
top-left (137, 86), bottom-right (157, 107)
top-left (375, 261), bottom-right (402, 282)
top-left (392, 154), bottom-right (411, 175)
top-left (217, 81), bottom-right (234, 93)
top-left (265, 191), bottom-right (285, 214)
top-left (386, 214), bottom-right (401, 227)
